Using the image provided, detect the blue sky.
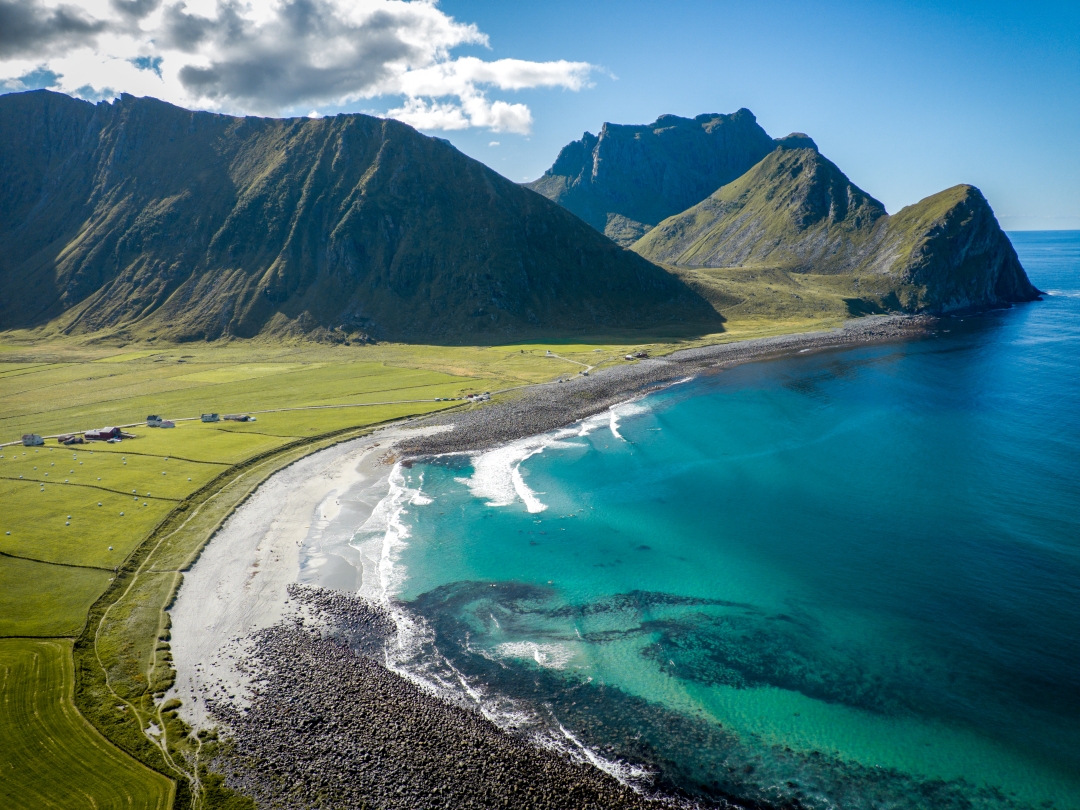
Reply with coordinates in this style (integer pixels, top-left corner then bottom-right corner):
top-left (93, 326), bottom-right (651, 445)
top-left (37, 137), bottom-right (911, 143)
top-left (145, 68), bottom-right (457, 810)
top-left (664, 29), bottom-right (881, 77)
top-left (2, 0), bottom-right (1076, 228)
top-left (421, 0), bottom-right (1080, 230)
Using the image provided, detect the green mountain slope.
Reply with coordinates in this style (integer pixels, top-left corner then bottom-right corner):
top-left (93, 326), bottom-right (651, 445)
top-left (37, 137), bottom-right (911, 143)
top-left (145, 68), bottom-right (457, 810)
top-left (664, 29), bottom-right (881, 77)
top-left (634, 140), bottom-right (1040, 313)
top-left (525, 110), bottom-right (777, 246)
top-left (0, 90), bottom-right (719, 342)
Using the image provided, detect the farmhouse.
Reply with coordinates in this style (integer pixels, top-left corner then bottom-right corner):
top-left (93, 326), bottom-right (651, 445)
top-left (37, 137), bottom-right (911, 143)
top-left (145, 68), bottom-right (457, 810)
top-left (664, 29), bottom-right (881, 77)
top-left (146, 415), bottom-right (163, 427)
top-left (201, 413), bottom-right (220, 422)
top-left (21, 434), bottom-right (44, 446)
top-left (85, 427), bottom-right (122, 441)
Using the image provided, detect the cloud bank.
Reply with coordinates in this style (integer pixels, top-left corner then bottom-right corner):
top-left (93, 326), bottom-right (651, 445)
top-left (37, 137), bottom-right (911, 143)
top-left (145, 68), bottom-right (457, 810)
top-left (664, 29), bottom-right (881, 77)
top-left (0, 0), bottom-right (593, 133)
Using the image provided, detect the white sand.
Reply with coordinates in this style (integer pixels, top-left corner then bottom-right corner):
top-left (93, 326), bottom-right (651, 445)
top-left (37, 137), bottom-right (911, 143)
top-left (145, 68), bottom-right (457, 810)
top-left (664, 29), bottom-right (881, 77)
top-left (166, 424), bottom-right (449, 728)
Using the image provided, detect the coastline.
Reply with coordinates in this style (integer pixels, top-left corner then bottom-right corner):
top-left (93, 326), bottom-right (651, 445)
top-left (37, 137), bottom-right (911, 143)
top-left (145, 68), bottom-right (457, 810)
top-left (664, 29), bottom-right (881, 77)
top-left (167, 424), bottom-right (446, 727)
top-left (398, 314), bottom-right (932, 458)
top-left (170, 314), bottom-right (934, 809)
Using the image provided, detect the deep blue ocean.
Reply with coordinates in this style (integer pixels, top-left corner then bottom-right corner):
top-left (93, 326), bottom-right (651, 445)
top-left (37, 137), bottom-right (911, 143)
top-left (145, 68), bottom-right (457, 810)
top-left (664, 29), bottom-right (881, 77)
top-left (386, 231), bottom-right (1080, 809)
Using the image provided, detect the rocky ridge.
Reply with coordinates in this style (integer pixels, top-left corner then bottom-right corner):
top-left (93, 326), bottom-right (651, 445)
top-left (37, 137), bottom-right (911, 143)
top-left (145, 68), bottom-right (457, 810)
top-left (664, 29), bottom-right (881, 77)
top-left (633, 143), bottom-right (1040, 312)
top-left (0, 90), bottom-right (718, 341)
top-left (526, 110), bottom-right (777, 245)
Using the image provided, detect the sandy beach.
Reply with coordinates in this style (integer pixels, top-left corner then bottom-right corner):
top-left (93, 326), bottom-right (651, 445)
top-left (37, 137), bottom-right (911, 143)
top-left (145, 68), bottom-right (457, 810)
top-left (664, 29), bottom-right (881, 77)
top-left (167, 424), bottom-right (448, 728)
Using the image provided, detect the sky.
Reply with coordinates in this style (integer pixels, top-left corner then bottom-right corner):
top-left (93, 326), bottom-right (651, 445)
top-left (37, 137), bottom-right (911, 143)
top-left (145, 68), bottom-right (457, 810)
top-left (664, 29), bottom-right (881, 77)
top-left (1, 0), bottom-right (1077, 229)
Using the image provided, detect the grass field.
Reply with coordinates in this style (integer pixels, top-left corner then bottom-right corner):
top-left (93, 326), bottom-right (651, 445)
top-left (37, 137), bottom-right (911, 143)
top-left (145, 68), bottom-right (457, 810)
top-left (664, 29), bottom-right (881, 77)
top-left (0, 639), bottom-right (173, 809)
top-left (0, 558), bottom-right (112, 637)
top-left (665, 263), bottom-right (903, 325)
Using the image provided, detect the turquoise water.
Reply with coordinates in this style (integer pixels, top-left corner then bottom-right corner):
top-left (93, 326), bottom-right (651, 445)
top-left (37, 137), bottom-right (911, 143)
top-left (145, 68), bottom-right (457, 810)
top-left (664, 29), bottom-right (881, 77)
top-left (388, 231), bottom-right (1080, 809)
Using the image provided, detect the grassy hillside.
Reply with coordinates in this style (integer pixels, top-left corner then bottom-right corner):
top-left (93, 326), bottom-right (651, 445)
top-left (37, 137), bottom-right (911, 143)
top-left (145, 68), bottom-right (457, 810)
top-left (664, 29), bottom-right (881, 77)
top-left (526, 110), bottom-right (777, 245)
top-left (0, 91), bottom-right (719, 342)
top-left (635, 142), bottom-right (1040, 313)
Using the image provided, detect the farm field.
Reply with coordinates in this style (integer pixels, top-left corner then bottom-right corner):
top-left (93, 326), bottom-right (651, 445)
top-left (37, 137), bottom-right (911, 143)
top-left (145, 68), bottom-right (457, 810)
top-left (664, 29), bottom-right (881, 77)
top-left (0, 638), bottom-right (173, 809)
top-left (0, 558), bottom-right (112, 637)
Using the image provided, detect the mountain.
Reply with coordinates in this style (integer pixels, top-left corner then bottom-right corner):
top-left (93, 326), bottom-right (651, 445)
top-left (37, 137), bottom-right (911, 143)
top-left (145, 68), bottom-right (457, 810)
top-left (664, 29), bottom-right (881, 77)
top-left (525, 110), bottom-right (777, 246)
top-left (633, 139), bottom-right (1041, 312)
top-left (0, 90), bottom-right (719, 342)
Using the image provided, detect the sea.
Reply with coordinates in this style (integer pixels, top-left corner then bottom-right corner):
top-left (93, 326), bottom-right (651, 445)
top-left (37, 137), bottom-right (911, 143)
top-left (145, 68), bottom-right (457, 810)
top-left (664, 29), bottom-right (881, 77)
top-left (354, 231), bottom-right (1080, 810)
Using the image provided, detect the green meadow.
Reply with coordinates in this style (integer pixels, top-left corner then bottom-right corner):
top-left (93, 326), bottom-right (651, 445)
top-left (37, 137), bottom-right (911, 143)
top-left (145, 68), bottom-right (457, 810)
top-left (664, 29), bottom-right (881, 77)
top-left (0, 639), bottom-right (173, 809)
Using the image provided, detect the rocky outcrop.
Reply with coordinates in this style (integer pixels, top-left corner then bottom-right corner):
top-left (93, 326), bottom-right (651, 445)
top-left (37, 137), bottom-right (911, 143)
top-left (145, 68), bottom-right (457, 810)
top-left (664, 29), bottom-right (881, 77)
top-left (866, 185), bottom-right (1040, 311)
top-left (526, 110), bottom-right (777, 245)
top-left (0, 90), bottom-right (720, 341)
top-left (633, 142), bottom-right (1041, 313)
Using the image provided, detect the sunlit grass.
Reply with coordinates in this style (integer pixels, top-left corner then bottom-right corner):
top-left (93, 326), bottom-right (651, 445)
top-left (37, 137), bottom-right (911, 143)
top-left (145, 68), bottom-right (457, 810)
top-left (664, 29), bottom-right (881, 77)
top-left (0, 639), bottom-right (173, 808)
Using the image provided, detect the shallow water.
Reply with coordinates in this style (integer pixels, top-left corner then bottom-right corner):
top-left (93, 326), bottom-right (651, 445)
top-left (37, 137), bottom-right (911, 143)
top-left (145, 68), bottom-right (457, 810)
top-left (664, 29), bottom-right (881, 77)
top-left (377, 232), bottom-right (1080, 809)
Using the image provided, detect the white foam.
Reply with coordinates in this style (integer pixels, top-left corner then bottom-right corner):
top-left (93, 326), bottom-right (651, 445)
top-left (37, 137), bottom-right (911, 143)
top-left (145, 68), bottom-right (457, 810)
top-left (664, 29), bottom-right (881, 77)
top-left (354, 463), bottom-right (428, 604)
top-left (460, 428), bottom-right (582, 513)
top-left (552, 718), bottom-right (655, 787)
top-left (494, 641), bottom-right (575, 669)
top-left (608, 400), bottom-right (650, 441)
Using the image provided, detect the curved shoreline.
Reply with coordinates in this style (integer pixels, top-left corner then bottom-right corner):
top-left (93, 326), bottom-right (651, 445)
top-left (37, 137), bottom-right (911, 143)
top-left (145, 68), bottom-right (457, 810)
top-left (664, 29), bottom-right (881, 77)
top-left (398, 314), bottom-right (933, 458)
top-left (168, 315), bottom-right (935, 808)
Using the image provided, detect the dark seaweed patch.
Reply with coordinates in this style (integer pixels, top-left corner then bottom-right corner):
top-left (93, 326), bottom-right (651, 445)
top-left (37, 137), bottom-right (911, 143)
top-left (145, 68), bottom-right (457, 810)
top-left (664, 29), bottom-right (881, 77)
top-left (404, 582), bottom-right (1037, 810)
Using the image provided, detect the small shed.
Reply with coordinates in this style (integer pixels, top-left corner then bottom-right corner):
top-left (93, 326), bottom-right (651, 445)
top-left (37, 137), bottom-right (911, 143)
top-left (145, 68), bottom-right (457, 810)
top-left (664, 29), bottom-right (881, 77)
top-left (57, 434), bottom-right (84, 445)
top-left (22, 434), bottom-right (44, 446)
top-left (160, 420), bottom-right (176, 428)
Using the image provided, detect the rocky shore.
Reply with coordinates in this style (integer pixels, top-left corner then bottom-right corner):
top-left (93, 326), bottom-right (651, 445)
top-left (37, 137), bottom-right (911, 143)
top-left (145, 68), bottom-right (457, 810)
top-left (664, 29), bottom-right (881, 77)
top-left (201, 316), bottom-right (934, 809)
top-left (212, 586), bottom-right (726, 810)
top-left (399, 315), bottom-right (933, 457)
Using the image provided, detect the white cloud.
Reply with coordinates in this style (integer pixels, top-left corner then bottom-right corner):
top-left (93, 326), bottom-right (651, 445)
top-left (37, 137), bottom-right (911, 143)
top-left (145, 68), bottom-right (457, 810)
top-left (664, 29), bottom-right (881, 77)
top-left (0, 0), bottom-right (594, 133)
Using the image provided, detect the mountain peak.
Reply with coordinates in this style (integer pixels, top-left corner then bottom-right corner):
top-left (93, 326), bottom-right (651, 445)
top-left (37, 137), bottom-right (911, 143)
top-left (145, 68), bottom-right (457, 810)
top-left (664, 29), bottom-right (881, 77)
top-left (776, 133), bottom-right (818, 151)
top-left (526, 108), bottom-right (778, 245)
top-left (633, 146), bottom-right (1039, 313)
top-left (635, 145), bottom-right (887, 271)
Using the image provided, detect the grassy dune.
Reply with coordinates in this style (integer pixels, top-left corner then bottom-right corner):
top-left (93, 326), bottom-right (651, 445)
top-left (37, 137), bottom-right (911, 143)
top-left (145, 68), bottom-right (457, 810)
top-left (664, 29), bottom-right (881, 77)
top-left (0, 639), bottom-right (173, 809)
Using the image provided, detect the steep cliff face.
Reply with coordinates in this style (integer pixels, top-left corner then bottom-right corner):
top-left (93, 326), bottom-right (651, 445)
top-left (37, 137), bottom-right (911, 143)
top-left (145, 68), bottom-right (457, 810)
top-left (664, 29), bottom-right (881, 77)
top-left (525, 110), bottom-right (777, 245)
top-left (866, 185), bottom-right (1039, 311)
top-left (633, 142), bottom-right (1040, 313)
top-left (0, 90), bottom-right (719, 341)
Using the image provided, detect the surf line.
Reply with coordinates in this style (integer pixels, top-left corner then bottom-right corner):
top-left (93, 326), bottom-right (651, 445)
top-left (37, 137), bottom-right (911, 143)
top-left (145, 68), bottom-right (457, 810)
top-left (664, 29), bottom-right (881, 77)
top-left (355, 458), bottom-right (660, 793)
